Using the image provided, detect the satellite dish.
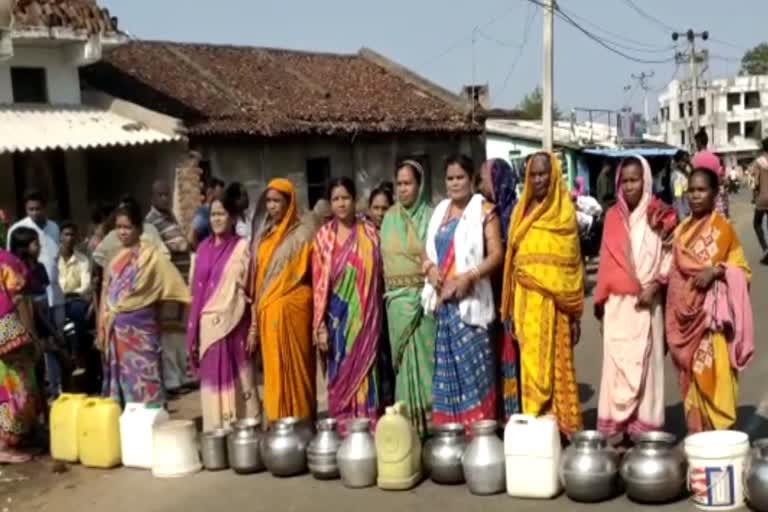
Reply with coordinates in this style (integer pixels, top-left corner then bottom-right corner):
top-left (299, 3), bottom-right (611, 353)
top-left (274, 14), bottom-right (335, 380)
top-left (0, 0), bottom-right (14, 31)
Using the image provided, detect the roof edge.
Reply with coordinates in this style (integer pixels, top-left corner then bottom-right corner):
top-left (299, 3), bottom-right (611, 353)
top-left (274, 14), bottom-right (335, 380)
top-left (358, 47), bottom-right (471, 114)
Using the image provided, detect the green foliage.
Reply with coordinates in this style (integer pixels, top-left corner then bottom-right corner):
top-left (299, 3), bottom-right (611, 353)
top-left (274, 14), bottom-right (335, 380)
top-left (741, 43), bottom-right (768, 76)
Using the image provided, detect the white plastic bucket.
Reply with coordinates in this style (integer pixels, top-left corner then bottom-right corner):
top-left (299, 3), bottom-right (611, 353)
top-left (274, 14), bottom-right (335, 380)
top-left (684, 430), bottom-right (749, 511)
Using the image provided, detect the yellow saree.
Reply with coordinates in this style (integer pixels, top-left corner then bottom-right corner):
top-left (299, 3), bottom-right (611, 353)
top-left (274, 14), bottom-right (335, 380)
top-left (501, 153), bottom-right (584, 436)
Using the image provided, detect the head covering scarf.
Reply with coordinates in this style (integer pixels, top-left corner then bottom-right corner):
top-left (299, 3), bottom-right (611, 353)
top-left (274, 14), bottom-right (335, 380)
top-left (481, 158), bottom-right (518, 247)
top-left (692, 151), bottom-right (723, 179)
top-left (501, 152), bottom-right (583, 323)
top-left (249, 179), bottom-right (299, 294)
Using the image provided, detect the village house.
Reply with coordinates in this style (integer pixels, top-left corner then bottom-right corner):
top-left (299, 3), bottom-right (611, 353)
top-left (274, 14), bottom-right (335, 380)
top-left (81, 40), bottom-right (485, 210)
top-left (0, 0), bottom-right (187, 226)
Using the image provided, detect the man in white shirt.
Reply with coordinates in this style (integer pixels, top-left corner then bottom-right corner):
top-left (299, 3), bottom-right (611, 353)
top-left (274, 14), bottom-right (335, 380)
top-left (58, 221), bottom-right (92, 372)
top-left (7, 190), bottom-right (65, 396)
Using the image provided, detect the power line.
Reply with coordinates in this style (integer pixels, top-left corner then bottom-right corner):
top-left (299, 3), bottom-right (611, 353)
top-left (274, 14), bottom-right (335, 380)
top-left (476, 29), bottom-right (523, 49)
top-left (524, 0), bottom-right (675, 65)
top-left (417, 5), bottom-right (521, 69)
top-left (498, 3), bottom-right (538, 99)
top-left (619, 0), bottom-right (676, 33)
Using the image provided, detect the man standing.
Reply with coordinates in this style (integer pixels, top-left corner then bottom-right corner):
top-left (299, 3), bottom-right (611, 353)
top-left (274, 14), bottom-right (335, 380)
top-left (595, 160), bottom-right (615, 211)
top-left (671, 150), bottom-right (690, 220)
top-left (750, 138), bottom-right (768, 263)
top-left (7, 190), bottom-right (65, 396)
top-left (145, 180), bottom-right (193, 394)
top-left (58, 221), bottom-right (92, 372)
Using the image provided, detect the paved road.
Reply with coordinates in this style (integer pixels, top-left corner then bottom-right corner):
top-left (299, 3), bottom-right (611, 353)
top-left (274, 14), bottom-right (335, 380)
top-left (5, 194), bottom-right (768, 512)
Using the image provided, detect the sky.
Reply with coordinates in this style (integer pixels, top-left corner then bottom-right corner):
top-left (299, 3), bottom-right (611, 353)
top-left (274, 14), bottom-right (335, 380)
top-left (99, 0), bottom-right (765, 116)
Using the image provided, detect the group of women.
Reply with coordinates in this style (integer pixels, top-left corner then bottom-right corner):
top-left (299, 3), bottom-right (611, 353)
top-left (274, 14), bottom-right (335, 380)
top-left (0, 150), bottom-right (754, 463)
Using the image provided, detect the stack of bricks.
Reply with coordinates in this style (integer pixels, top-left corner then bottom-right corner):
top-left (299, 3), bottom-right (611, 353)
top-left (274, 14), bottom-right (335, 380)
top-left (173, 151), bottom-right (204, 242)
top-left (13, 0), bottom-right (118, 34)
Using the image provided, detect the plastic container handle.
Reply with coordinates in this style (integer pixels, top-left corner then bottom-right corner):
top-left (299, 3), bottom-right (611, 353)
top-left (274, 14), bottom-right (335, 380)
top-left (508, 414), bottom-right (532, 425)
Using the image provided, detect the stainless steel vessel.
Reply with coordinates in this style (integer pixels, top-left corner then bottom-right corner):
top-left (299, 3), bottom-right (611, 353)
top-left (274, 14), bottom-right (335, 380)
top-left (560, 430), bottom-right (619, 502)
top-left (337, 418), bottom-right (377, 488)
top-left (620, 431), bottom-right (686, 503)
top-left (423, 423), bottom-right (466, 485)
top-left (461, 420), bottom-right (505, 495)
top-left (307, 418), bottom-right (342, 480)
top-left (746, 439), bottom-right (768, 512)
top-left (227, 418), bottom-right (264, 474)
top-left (200, 428), bottom-right (229, 471)
top-left (261, 417), bottom-right (309, 477)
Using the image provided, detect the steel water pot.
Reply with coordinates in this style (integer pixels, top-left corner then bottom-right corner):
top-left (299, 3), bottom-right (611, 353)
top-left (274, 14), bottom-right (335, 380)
top-left (745, 439), bottom-right (768, 512)
top-left (620, 431), bottom-right (686, 503)
top-left (560, 430), bottom-right (619, 503)
top-left (261, 417), bottom-right (309, 477)
top-left (337, 418), bottom-right (377, 488)
top-left (423, 423), bottom-right (466, 485)
top-left (462, 420), bottom-right (505, 495)
top-left (307, 418), bottom-right (342, 480)
top-left (227, 418), bottom-right (264, 474)
top-left (200, 428), bottom-right (229, 471)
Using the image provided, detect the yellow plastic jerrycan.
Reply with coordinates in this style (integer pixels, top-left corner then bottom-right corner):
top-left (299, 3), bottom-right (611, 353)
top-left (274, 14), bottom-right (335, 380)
top-left (375, 401), bottom-right (422, 490)
top-left (50, 393), bottom-right (87, 462)
top-left (78, 398), bottom-right (122, 468)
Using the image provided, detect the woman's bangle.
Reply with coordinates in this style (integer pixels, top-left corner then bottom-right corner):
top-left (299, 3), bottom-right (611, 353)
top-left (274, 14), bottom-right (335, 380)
top-left (469, 266), bottom-right (481, 282)
top-left (422, 260), bottom-right (435, 274)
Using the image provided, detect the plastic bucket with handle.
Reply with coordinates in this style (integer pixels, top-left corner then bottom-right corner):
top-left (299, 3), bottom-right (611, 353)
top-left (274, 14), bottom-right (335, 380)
top-left (684, 430), bottom-right (749, 511)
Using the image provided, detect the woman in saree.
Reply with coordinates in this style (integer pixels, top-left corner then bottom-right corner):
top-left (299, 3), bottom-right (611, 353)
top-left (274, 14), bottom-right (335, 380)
top-left (423, 154), bottom-right (503, 429)
top-left (313, 177), bottom-right (387, 427)
top-left (593, 156), bottom-right (676, 441)
top-left (381, 160), bottom-right (435, 436)
top-left (367, 183), bottom-right (394, 229)
top-left (0, 249), bottom-right (39, 463)
top-left (501, 152), bottom-right (584, 437)
top-left (248, 178), bottom-right (316, 423)
top-left (477, 157), bottom-right (520, 420)
top-left (667, 167), bottom-right (753, 433)
top-left (98, 200), bottom-right (189, 406)
top-left (188, 185), bottom-right (260, 430)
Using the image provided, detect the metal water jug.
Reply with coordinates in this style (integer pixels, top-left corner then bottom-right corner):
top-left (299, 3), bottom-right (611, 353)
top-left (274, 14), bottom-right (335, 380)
top-left (307, 418), bottom-right (342, 480)
top-left (620, 431), bottom-right (686, 503)
top-left (746, 439), bottom-right (768, 512)
top-left (560, 430), bottom-right (619, 502)
top-left (461, 420), bottom-right (505, 495)
top-left (423, 423), bottom-right (466, 485)
top-left (337, 418), bottom-right (377, 488)
top-left (227, 418), bottom-right (264, 474)
top-left (261, 417), bottom-right (309, 477)
top-left (200, 428), bottom-right (229, 470)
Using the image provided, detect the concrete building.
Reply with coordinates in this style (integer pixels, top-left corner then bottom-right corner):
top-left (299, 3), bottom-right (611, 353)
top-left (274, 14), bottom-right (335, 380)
top-left (0, 1), bottom-right (186, 225)
top-left (83, 41), bottom-right (484, 211)
top-left (657, 75), bottom-right (768, 164)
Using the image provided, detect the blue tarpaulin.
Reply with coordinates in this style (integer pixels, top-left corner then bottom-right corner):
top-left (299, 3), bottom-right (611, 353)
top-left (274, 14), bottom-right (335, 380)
top-left (581, 148), bottom-right (678, 158)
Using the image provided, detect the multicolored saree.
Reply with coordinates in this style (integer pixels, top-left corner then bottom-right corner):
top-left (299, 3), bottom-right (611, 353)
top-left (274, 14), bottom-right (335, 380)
top-left (99, 242), bottom-right (189, 406)
top-left (380, 178), bottom-right (435, 437)
top-left (312, 218), bottom-right (385, 427)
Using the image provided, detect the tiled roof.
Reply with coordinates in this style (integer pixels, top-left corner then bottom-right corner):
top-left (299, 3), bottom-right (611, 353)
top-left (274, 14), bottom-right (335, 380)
top-left (0, 104), bottom-right (182, 154)
top-left (12, 0), bottom-right (119, 35)
top-left (82, 40), bottom-right (480, 137)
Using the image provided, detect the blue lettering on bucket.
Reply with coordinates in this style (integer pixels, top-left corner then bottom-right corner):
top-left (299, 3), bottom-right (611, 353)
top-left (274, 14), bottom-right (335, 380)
top-left (691, 465), bottom-right (735, 507)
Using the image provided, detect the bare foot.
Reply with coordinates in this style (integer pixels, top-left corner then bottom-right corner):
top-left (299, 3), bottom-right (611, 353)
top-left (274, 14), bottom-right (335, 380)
top-left (0, 449), bottom-right (31, 464)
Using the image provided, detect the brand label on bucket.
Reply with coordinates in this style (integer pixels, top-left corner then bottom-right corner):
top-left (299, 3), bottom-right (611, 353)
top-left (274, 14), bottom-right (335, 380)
top-left (690, 465), bottom-right (735, 507)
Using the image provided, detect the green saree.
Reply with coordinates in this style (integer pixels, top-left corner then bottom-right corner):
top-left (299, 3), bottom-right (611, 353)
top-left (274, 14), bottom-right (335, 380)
top-left (380, 183), bottom-right (435, 437)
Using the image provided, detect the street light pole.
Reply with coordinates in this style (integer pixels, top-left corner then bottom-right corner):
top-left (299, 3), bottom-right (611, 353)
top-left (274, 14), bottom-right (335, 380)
top-left (673, 29), bottom-right (709, 149)
top-left (542, 0), bottom-right (554, 151)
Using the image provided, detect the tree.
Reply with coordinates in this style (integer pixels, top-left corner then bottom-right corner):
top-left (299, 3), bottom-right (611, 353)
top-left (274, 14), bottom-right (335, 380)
top-left (516, 86), bottom-right (562, 120)
top-left (741, 43), bottom-right (768, 76)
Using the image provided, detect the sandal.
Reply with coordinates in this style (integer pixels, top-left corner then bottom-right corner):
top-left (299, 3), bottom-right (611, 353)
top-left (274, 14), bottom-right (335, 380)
top-left (0, 449), bottom-right (32, 464)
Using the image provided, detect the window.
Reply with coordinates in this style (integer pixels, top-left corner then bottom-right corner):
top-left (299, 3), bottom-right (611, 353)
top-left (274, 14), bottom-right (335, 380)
top-left (745, 91), bottom-right (761, 109)
top-left (11, 67), bottom-right (48, 103)
top-left (680, 130), bottom-right (686, 146)
top-left (697, 98), bottom-right (706, 116)
top-left (678, 103), bottom-right (685, 118)
top-left (305, 157), bottom-right (331, 209)
top-left (745, 121), bottom-right (762, 140)
top-left (687, 101), bottom-right (693, 116)
top-left (727, 122), bottom-right (742, 141)
top-left (727, 92), bottom-right (741, 112)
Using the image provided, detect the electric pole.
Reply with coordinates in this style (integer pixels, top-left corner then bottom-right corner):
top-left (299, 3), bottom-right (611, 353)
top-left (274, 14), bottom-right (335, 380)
top-left (673, 29), bottom-right (709, 149)
top-left (630, 71), bottom-right (654, 123)
top-left (542, 0), bottom-right (554, 151)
